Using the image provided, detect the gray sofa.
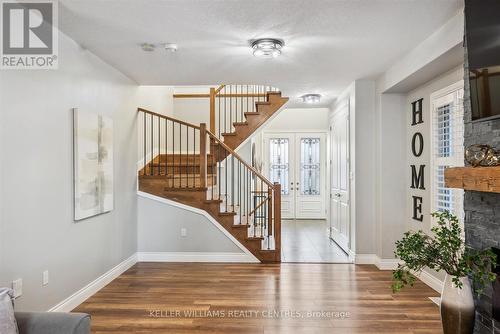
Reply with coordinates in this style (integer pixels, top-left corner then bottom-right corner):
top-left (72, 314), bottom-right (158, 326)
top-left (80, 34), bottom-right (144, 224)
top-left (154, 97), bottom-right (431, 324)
top-left (15, 312), bottom-right (91, 334)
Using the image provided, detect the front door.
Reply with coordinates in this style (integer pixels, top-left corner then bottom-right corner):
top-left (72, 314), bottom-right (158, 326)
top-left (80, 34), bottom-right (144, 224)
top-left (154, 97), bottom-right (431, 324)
top-left (330, 105), bottom-right (351, 253)
top-left (265, 132), bottom-right (326, 219)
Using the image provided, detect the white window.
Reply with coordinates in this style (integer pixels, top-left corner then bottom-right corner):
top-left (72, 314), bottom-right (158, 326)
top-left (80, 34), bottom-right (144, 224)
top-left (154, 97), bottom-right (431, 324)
top-left (431, 81), bottom-right (465, 222)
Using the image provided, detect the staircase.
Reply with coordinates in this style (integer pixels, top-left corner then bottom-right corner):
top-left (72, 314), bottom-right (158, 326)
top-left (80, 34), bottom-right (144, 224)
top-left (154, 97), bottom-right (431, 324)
top-left (137, 85), bottom-right (288, 263)
top-left (211, 85), bottom-right (289, 150)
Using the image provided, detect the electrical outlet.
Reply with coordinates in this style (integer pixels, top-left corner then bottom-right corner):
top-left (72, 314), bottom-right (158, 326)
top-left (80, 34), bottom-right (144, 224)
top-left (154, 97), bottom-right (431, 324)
top-left (43, 270), bottom-right (49, 286)
top-left (12, 279), bottom-right (22, 298)
top-left (181, 228), bottom-right (187, 237)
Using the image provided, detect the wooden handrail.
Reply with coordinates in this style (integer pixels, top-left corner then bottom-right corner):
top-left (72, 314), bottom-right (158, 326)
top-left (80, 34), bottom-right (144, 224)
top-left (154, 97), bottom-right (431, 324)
top-left (137, 108), bottom-right (200, 129)
top-left (173, 93), bottom-right (210, 98)
top-left (174, 93), bottom-right (268, 99)
top-left (205, 130), bottom-right (274, 188)
top-left (214, 84), bottom-right (225, 94)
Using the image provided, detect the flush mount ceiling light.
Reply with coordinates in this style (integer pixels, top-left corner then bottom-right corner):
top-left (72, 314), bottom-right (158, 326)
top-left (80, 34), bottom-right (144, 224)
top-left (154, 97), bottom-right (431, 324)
top-left (251, 38), bottom-right (283, 58)
top-left (301, 94), bottom-right (322, 104)
top-left (140, 43), bottom-right (156, 52)
top-left (164, 43), bottom-right (178, 53)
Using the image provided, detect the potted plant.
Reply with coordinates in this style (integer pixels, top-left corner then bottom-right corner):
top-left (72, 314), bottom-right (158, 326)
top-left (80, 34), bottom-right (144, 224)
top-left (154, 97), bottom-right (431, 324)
top-left (392, 211), bottom-right (497, 334)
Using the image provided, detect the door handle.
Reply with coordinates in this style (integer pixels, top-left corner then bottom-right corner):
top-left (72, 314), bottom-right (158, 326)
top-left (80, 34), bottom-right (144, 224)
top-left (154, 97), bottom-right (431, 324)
top-left (335, 193), bottom-right (341, 197)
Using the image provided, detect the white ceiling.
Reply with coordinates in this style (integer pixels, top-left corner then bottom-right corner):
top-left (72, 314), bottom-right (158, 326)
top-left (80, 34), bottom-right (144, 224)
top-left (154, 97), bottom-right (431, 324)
top-left (59, 0), bottom-right (462, 107)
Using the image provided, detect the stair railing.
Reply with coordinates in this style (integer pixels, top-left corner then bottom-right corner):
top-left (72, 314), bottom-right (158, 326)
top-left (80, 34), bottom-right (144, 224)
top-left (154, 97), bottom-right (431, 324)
top-left (210, 84), bottom-right (279, 139)
top-left (138, 107), bottom-right (281, 258)
top-left (204, 129), bottom-right (281, 255)
top-left (138, 108), bottom-right (206, 189)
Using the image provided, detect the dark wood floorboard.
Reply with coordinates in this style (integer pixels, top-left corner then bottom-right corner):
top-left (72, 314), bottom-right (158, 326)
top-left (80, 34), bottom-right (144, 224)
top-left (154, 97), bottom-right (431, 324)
top-left (74, 263), bottom-right (442, 334)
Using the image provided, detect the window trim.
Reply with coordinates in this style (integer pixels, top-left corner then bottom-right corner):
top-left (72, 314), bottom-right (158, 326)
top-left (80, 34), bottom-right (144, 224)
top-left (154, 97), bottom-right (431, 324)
top-left (429, 80), bottom-right (465, 224)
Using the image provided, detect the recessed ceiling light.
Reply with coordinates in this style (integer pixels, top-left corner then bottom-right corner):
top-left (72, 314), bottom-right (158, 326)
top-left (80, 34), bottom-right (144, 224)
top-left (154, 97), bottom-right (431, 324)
top-left (164, 43), bottom-right (178, 53)
top-left (301, 94), bottom-right (322, 104)
top-left (251, 38), bottom-right (283, 58)
top-left (141, 43), bottom-right (156, 52)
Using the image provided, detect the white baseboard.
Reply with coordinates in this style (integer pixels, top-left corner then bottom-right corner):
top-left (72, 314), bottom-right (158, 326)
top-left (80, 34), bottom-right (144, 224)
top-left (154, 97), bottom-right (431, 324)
top-left (137, 252), bottom-right (256, 263)
top-left (354, 254), bottom-right (379, 265)
top-left (376, 258), bottom-right (399, 270)
top-left (416, 270), bottom-right (444, 293)
top-left (354, 254), bottom-right (399, 270)
top-left (48, 253), bottom-right (138, 312)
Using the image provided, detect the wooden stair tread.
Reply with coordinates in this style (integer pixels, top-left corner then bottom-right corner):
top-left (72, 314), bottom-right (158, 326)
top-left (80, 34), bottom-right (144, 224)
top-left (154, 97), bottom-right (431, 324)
top-left (219, 211), bottom-right (237, 216)
top-left (140, 174), bottom-right (215, 179)
top-left (164, 187), bottom-right (208, 191)
top-left (150, 161), bottom-right (216, 166)
top-left (232, 224), bottom-right (250, 228)
top-left (205, 199), bottom-right (223, 204)
top-left (247, 236), bottom-right (265, 241)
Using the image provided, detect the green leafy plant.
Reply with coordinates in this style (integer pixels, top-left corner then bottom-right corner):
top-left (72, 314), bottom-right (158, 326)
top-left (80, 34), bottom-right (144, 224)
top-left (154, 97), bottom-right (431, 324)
top-left (392, 211), bottom-right (496, 294)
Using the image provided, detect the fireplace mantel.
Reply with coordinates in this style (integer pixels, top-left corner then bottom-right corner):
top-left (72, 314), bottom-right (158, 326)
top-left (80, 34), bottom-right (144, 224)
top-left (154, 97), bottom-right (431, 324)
top-left (444, 166), bottom-right (500, 193)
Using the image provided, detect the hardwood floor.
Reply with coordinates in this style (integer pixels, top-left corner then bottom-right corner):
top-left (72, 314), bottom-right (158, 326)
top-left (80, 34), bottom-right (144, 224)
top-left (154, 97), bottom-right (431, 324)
top-left (74, 263), bottom-right (442, 334)
top-left (282, 220), bottom-right (350, 263)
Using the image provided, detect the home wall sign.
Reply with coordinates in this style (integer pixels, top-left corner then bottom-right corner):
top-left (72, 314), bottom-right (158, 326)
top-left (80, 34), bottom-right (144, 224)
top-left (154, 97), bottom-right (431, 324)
top-left (410, 98), bottom-right (425, 222)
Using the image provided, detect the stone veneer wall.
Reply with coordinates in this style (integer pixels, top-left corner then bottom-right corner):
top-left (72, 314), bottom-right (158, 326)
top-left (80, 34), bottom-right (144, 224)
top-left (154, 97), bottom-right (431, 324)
top-left (464, 41), bottom-right (500, 334)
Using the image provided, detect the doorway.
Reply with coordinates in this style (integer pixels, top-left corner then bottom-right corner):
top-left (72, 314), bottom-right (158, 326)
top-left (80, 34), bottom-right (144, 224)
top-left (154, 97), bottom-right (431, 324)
top-left (329, 103), bottom-right (352, 255)
top-left (262, 131), bottom-right (349, 263)
top-left (263, 132), bottom-right (326, 219)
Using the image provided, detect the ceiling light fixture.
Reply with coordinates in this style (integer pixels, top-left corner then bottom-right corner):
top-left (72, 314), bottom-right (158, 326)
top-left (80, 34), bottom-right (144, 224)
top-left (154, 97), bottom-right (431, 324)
top-left (301, 94), bottom-right (322, 104)
top-left (164, 43), bottom-right (178, 53)
top-left (140, 43), bottom-right (156, 52)
top-left (251, 38), bottom-right (283, 58)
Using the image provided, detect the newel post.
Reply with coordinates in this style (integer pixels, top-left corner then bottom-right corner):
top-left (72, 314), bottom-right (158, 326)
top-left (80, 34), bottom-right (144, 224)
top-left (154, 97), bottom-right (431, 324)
top-left (209, 88), bottom-right (216, 134)
top-left (268, 187), bottom-right (273, 237)
top-left (199, 123), bottom-right (207, 188)
top-left (273, 182), bottom-right (281, 262)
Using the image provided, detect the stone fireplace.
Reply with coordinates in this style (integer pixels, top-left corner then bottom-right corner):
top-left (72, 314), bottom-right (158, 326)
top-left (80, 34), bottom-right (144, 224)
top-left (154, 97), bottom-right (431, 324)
top-left (464, 45), bottom-right (500, 334)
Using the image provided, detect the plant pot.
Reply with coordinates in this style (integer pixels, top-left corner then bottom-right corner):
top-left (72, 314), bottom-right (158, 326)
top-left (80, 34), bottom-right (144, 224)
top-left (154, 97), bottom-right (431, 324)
top-left (440, 274), bottom-right (475, 334)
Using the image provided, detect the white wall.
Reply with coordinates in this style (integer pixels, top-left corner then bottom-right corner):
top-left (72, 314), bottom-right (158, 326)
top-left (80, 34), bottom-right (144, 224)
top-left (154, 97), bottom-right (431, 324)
top-left (172, 86), bottom-right (213, 127)
top-left (0, 31), bottom-right (139, 311)
top-left (261, 108), bottom-right (330, 131)
top-left (138, 196), bottom-right (243, 253)
top-left (136, 85), bottom-right (174, 164)
top-left (137, 86), bottom-right (174, 114)
top-left (374, 91), bottom-right (407, 259)
top-left (173, 98), bottom-right (210, 127)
